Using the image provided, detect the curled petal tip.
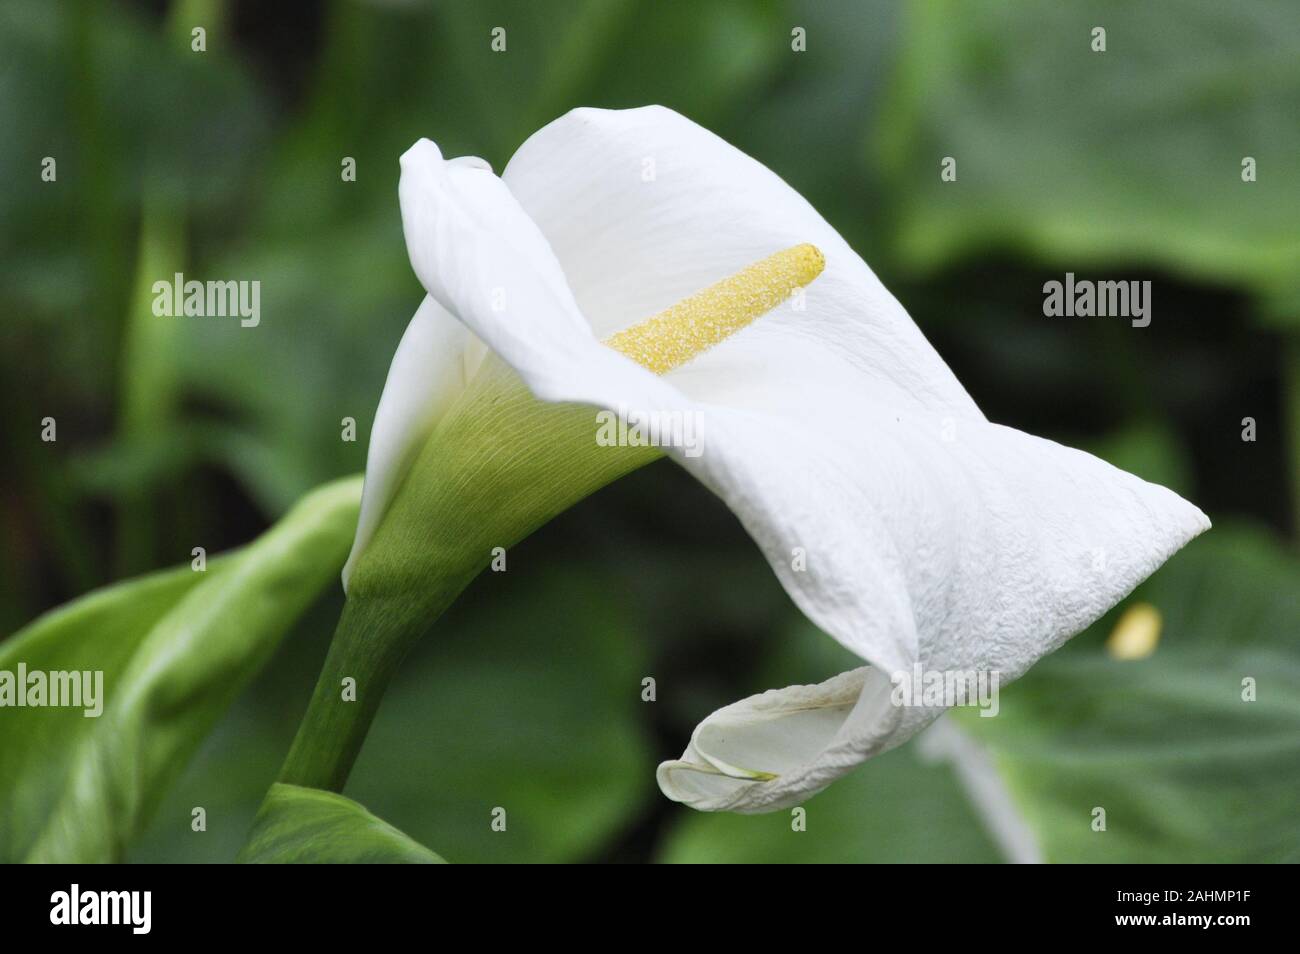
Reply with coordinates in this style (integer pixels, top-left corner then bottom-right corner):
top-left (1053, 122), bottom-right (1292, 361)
top-left (400, 138), bottom-right (442, 170)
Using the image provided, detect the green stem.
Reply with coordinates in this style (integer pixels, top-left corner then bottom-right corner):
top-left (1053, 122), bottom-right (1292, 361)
top-left (277, 588), bottom-right (464, 793)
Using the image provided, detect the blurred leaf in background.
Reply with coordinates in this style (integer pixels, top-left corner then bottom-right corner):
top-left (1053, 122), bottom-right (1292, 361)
top-left (346, 568), bottom-right (653, 863)
top-left (873, 0), bottom-right (1299, 538)
top-left (878, 0), bottom-right (1300, 308)
top-left (1, 0), bottom-right (273, 621)
top-left (956, 525), bottom-right (1300, 863)
top-left (0, 476), bottom-right (358, 862)
top-left (3, 0), bottom-right (1298, 864)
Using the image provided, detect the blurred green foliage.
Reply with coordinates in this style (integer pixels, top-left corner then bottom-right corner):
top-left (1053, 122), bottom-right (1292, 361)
top-left (2, 0), bottom-right (1297, 862)
top-left (0, 476), bottom-right (359, 862)
top-left (880, 0), bottom-right (1300, 307)
top-left (958, 526), bottom-right (1300, 863)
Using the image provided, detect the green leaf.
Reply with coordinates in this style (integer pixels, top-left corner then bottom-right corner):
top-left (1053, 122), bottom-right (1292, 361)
top-left (0, 476), bottom-right (361, 862)
top-left (1, 565), bottom-right (210, 860)
top-left (239, 783), bottom-right (445, 864)
top-left (880, 0), bottom-right (1300, 310)
top-left (957, 524), bottom-right (1300, 862)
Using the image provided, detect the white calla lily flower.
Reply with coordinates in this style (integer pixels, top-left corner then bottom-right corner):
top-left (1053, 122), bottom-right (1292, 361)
top-left (346, 105), bottom-right (1209, 814)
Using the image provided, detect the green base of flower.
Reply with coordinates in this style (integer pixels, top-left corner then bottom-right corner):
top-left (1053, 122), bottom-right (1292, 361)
top-left (279, 363), bottom-right (662, 792)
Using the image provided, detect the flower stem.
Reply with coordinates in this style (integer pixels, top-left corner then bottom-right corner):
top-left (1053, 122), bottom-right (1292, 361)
top-left (276, 590), bottom-right (459, 792)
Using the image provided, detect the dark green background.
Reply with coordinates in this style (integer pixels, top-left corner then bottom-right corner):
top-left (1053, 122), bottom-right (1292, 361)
top-left (2, 0), bottom-right (1297, 862)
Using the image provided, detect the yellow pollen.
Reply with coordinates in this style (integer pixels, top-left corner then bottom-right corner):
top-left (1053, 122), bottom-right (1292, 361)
top-left (1105, 602), bottom-right (1162, 661)
top-left (604, 243), bottom-right (825, 374)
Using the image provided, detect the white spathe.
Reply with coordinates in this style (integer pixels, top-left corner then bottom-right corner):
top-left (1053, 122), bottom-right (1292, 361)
top-left (346, 106), bottom-right (1210, 813)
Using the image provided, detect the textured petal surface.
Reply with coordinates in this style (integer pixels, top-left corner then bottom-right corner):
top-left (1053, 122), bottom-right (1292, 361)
top-left (385, 107), bottom-right (1210, 812)
top-left (654, 407), bottom-right (1208, 811)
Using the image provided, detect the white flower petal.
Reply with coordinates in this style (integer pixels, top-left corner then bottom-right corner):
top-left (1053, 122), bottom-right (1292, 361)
top-left (397, 132), bottom-right (693, 418)
top-left (657, 667), bottom-right (928, 813)
top-left (655, 403), bottom-right (1207, 810)
top-left (399, 138), bottom-right (602, 401)
top-left (348, 138), bottom-right (672, 590)
top-left (387, 108), bottom-right (1210, 813)
top-left (343, 296), bottom-right (474, 592)
top-left (502, 105), bottom-right (981, 419)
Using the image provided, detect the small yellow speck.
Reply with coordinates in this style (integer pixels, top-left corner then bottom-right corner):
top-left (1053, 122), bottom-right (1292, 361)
top-left (1106, 602), bottom-right (1162, 660)
top-left (604, 243), bottom-right (825, 374)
